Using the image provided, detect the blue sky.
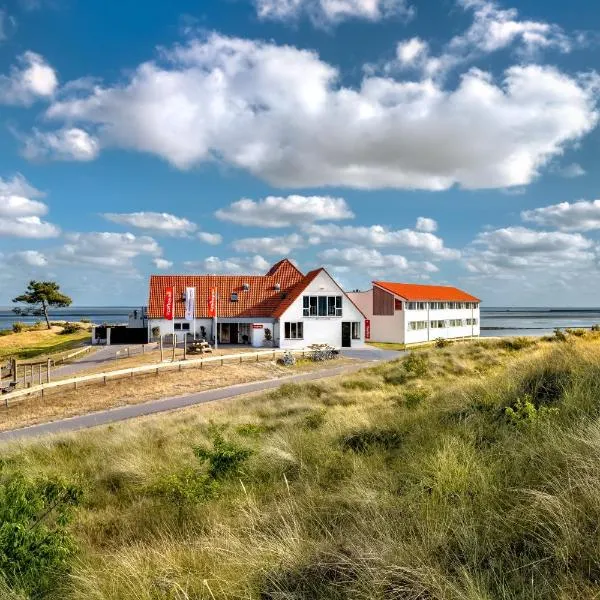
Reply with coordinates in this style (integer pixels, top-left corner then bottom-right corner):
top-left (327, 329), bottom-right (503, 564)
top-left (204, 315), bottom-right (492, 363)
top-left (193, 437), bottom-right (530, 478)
top-left (1, 0), bottom-right (600, 306)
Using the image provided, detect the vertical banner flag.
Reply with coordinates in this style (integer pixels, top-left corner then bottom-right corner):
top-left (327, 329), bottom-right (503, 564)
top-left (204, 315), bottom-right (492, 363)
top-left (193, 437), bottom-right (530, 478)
top-left (163, 286), bottom-right (174, 321)
top-left (185, 287), bottom-right (195, 321)
top-left (208, 287), bottom-right (217, 317)
top-left (365, 319), bottom-right (371, 340)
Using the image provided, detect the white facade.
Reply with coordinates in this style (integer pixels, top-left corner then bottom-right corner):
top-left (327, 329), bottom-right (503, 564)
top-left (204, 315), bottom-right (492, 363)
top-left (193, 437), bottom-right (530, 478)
top-left (349, 286), bottom-right (480, 346)
top-left (278, 270), bottom-right (365, 350)
top-left (147, 271), bottom-right (365, 350)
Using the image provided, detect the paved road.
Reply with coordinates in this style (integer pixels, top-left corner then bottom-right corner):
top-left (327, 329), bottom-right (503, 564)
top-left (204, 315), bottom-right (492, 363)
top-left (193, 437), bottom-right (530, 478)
top-left (0, 348), bottom-right (401, 443)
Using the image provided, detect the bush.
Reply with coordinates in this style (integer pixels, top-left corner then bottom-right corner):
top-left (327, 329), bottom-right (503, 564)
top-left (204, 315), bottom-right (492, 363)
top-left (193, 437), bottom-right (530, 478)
top-left (402, 387), bottom-right (430, 409)
top-left (0, 473), bottom-right (82, 598)
top-left (60, 322), bottom-right (81, 335)
top-left (403, 352), bottom-right (429, 377)
top-left (553, 328), bottom-right (567, 342)
top-left (566, 328), bottom-right (587, 338)
top-left (505, 395), bottom-right (559, 426)
top-left (11, 322), bottom-right (24, 333)
top-left (341, 378), bottom-right (380, 391)
top-left (435, 337), bottom-right (450, 348)
top-left (303, 409), bottom-right (327, 430)
top-left (592, 324), bottom-right (600, 332)
top-left (501, 337), bottom-right (535, 351)
top-left (383, 370), bottom-right (408, 386)
top-left (151, 326), bottom-right (160, 339)
top-left (193, 430), bottom-right (253, 480)
top-left (80, 318), bottom-right (90, 324)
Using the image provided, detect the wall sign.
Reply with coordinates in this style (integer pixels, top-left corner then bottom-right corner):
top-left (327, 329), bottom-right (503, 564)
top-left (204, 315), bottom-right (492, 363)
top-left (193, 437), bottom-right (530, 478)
top-left (365, 319), bottom-right (371, 340)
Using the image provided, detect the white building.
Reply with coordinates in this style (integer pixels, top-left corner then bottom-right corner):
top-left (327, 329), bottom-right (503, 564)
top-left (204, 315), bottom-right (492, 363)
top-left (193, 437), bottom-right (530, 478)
top-left (348, 281), bottom-right (480, 346)
top-left (146, 259), bottom-right (366, 349)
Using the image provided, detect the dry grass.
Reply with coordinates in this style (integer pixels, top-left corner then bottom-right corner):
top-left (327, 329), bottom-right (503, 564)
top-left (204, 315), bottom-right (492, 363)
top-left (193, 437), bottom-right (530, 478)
top-left (6, 332), bottom-right (600, 599)
top-left (0, 355), bottom-right (353, 431)
top-left (0, 325), bottom-right (91, 362)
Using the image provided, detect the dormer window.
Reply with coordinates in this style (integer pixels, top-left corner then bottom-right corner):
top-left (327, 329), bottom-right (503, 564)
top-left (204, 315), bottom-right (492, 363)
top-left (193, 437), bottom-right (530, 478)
top-left (242, 283), bottom-right (250, 291)
top-left (231, 292), bottom-right (238, 302)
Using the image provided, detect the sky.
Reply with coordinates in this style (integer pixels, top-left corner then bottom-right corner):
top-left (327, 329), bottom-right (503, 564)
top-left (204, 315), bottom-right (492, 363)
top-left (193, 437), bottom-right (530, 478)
top-left (0, 0), bottom-right (600, 307)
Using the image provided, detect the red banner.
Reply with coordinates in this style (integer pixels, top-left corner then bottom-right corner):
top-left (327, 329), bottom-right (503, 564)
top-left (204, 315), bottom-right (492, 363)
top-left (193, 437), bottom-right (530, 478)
top-left (163, 286), bottom-right (174, 320)
top-left (208, 287), bottom-right (217, 317)
top-left (365, 319), bottom-right (371, 340)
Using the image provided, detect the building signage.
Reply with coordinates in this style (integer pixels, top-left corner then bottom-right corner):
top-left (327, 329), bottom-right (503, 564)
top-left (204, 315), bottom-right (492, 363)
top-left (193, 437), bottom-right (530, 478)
top-left (365, 319), bottom-right (371, 340)
top-left (252, 324), bottom-right (264, 329)
top-left (207, 287), bottom-right (217, 318)
top-left (163, 287), bottom-right (174, 321)
top-left (185, 287), bottom-right (195, 321)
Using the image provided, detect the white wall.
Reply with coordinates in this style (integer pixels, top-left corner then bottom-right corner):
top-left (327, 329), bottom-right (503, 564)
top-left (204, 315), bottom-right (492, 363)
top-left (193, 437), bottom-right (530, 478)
top-left (347, 290), bottom-right (404, 344)
top-left (349, 288), bottom-right (480, 345)
top-left (279, 271), bottom-right (365, 349)
top-left (149, 318), bottom-right (214, 340)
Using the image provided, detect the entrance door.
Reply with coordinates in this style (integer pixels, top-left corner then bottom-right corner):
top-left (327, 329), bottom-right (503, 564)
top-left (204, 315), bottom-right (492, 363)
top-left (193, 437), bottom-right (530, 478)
top-left (341, 322), bottom-right (352, 348)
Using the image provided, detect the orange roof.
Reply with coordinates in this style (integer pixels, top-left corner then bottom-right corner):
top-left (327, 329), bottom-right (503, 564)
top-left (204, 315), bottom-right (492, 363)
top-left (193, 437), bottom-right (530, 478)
top-left (147, 259), bottom-right (306, 319)
top-left (374, 281), bottom-right (480, 302)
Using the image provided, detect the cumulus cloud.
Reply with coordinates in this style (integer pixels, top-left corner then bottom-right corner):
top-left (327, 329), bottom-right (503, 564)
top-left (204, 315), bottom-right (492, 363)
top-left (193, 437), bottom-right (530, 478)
top-left (232, 233), bottom-right (304, 255)
top-left (55, 232), bottom-right (162, 269)
top-left (153, 258), bottom-right (173, 269)
top-left (0, 51), bottom-right (57, 105)
top-left (197, 232), bottom-right (223, 245)
top-left (102, 212), bottom-right (197, 236)
top-left (522, 200), bottom-right (600, 232)
top-left (255, 0), bottom-right (413, 24)
top-left (464, 226), bottom-right (596, 274)
top-left (215, 195), bottom-right (353, 227)
top-left (184, 255), bottom-right (270, 274)
top-left (11, 250), bottom-right (48, 267)
top-left (0, 174), bottom-right (60, 238)
top-left (43, 34), bottom-right (598, 190)
top-left (21, 127), bottom-right (100, 161)
top-left (415, 217), bottom-right (437, 233)
top-left (303, 223), bottom-right (460, 259)
top-left (395, 37), bottom-right (428, 66)
top-left (320, 246), bottom-right (409, 270)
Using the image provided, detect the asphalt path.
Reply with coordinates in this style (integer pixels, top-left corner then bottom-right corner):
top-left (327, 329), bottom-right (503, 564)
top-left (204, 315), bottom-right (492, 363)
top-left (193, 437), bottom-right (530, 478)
top-left (0, 346), bottom-right (403, 442)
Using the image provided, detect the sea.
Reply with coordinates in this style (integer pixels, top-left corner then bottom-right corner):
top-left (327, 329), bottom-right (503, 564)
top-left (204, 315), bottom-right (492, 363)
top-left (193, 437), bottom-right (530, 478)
top-left (2, 306), bottom-right (600, 338)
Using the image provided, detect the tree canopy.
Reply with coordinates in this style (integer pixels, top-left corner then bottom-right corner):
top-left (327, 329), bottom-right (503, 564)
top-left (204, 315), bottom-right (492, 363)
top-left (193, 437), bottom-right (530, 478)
top-left (12, 281), bottom-right (72, 330)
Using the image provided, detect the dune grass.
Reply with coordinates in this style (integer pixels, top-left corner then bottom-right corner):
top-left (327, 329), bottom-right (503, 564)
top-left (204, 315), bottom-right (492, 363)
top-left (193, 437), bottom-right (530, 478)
top-left (0, 325), bottom-right (90, 361)
top-left (4, 334), bottom-right (600, 598)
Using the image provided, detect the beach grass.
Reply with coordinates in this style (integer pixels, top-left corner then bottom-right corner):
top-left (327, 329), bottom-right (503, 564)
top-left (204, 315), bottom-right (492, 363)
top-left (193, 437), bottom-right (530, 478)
top-left (0, 325), bottom-right (91, 362)
top-left (3, 331), bottom-right (600, 598)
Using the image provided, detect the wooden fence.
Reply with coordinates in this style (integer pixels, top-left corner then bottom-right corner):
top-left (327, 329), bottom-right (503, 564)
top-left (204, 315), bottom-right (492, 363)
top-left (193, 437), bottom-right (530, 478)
top-left (2, 348), bottom-right (313, 407)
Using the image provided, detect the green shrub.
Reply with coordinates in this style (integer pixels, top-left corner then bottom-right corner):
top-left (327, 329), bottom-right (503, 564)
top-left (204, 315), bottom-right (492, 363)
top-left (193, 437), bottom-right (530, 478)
top-left (403, 352), bottom-right (429, 377)
top-left (384, 371), bottom-right (408, 386)
top-left (193, 430), bottom-right (253, 480)
top-left (236, 423), bottom-right (269, 437)
top-left (501, 337), bottom-right (535, 351)
top-left (303, 409), bottom-right (327, 430)
top-left (505, 395), bottom-right (559, 426)
top-left (402, 387), bottom-right (430, 409)
top-left (553, 328), bottom-right (567, 342)
top-left (148, 468), bottom-right (216, 519)
top-left (80, 318), bottom-right (90, 324)
top-left (60, 322), bottom-right (82, 335)
top-left (11, 322), bottom-right (24, 333)
top-left (592, 324), bottom-right (600, 332)
top-left (0, 473), bottom-right (82, 598)
top-left (566, 328), bottom-right (587, 338)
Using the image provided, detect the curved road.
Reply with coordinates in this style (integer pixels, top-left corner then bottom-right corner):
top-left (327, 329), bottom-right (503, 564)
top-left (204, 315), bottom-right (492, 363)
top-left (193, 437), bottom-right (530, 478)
top-left (0, 346), bottom-right (402, 443)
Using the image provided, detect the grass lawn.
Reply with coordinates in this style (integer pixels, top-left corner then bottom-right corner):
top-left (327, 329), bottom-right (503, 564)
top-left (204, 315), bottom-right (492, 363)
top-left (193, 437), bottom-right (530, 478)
top-left (367, 341), bottom-right (407, 351)
top-left (0, 325), bottom-right (91, 362)
top-left (4, 332), bottom-right (600, 599)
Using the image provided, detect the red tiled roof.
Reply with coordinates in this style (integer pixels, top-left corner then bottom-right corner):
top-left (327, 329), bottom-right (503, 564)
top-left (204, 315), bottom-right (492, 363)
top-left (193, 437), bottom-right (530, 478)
top-left (147, 259), bottom-right (306, 319)
top-left (271, 268), bottom-right (323, 317)
top-left (374, 281), bottom-right (480, 302)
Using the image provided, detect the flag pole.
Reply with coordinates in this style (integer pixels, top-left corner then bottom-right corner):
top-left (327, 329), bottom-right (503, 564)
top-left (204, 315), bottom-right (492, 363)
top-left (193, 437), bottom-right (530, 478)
top-left (214, 290), bottom-right (218, 350)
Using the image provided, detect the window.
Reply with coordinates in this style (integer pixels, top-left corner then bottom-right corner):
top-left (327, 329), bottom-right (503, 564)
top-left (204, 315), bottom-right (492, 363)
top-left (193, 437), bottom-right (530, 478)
top-left (174, 322), bottom-right (190, 331)
top-left (408, 321), bottom-right (428, 331)
top-left (430, 320), bottom-right (446, 329)
top-left (284, 322), bottom-right (304, 339)
top-left (431, 302), bottom-right (444, 310)
top-left (448, 319), bottom-right (464, 327)
top-left (231, 292), bottom-right (238, 302)
top-left (406, 302), bottom-right (416, 310)
top-left (352, 322), bottom-right (361, 339)
top-left (466, 318), bottom-right (478, 326)
top-left (303, 296), bottom-right (342, 317)
top-left (395, 298), bottom-right (403, 310)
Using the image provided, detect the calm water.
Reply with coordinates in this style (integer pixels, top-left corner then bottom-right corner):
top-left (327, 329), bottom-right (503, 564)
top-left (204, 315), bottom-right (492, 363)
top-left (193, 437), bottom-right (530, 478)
top-left (480, 307), bottom-right (600, 337)
top-left (0, 306), bottom-right (134, 330)
top-left (1, 306), bottom-right (599, 337)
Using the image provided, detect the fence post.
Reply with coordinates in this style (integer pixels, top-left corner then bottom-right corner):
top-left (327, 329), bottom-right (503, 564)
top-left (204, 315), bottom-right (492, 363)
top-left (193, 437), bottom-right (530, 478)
top-left (38, 364), bottom-right (42, 385)
top-left (47, 358), bottom-right (51, 383)
top-left (160, 336), bottom-right (164, 362)
top-left (11, 358), bottom-right (17, 384)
